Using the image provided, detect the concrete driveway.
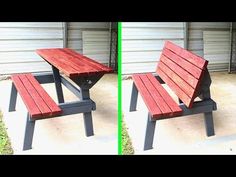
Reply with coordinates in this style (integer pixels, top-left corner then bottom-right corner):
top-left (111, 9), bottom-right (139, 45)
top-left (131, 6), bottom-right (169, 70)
top-left (123, 72), bottom-right (236, 154)
top-left (0, 73), bottom-right (117, 154)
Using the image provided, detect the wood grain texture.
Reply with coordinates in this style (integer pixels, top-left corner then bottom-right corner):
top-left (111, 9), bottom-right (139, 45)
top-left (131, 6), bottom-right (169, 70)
top-left (11, 74), bottom-right (62, 119)
top-left (36, 48), bottom-right (113, 78)
top-left (156, 41), bottom-right (209, 108)
top-left (165, 40), bottom-right (208, 69)
top-left (132, 74), bottom-right (182, 119)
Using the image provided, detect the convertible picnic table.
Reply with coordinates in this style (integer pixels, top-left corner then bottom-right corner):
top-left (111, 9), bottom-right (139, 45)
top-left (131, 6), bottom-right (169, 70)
top-left (9, 48), bottom-right (113, 150)
top-left (36, 48), bottom-right (113, 133)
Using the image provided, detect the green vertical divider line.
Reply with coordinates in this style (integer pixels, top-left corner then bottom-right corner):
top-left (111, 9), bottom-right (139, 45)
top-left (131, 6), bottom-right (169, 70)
top-left (118, 22), bottom-right (122, 155)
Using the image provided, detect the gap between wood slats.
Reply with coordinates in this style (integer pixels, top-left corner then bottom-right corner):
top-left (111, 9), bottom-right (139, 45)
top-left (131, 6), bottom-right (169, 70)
top-left (162, 48), bottom-right (202, 79)
top-left (158, 61), bottom-right (195, 98)
top-left (63, 48), bottom-right (112, 71)
top-left (57, 49), bottom-right (102, 72)
top-left (165, 41), bottom-right (207, 70)
top-left (133, 75), bottom-right (162, 117)
top-left (19, 75), bottom-right (51, 116)
top-left (141, 74), bottom-right (173, 116)
top-left (25, 74), bottom-right (55, 113)
top-left (26, 74), bottom-right (62, 115)
top-left (12, 75), bottom-right (42, 117)
top-left (157, 67), bottom-right (192, 107)
top-left (157, 55), bottom-right (199, 88)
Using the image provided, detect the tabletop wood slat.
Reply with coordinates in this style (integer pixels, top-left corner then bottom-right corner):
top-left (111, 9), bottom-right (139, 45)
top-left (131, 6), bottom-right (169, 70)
top-left (36, 48), bottom-right (113, 78)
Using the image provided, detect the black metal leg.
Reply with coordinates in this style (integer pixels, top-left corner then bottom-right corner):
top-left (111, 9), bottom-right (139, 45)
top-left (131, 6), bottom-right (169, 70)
top-left (52, 66), bottom-right (65, 103)
top-left (23, 113), bottom-right (35, 150)
top-left (83, 112), bottom-right (94, 136)
top-left (204, 112), bottom-right (215, 136)
top-left (80, 88), bottom-right (94, 136)
top-left (130, 83), bottom-right (138, 112)
top-left (9, 83), bottom-right (17, 112)
top-left (144, 114), bottom-right (156, 151)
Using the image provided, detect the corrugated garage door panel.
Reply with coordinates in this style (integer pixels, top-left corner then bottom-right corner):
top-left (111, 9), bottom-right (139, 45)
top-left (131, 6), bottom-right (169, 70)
top-left (0, 22), bottom-right (111, 75)
top-left (68, 22), bottom-right (109, 52)
top-left (82, 31), bottom-right (110, 64)
top-left (0, 22), bottom-right (63, 74)
top-left (188, 22), bottom-right (231, 71)
top-left (122, 22), bottom-right (184, 75)
top-left (203, 30), bottom-right (230, 71)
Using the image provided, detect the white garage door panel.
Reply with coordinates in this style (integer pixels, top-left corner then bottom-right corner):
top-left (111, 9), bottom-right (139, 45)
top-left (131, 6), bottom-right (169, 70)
top-left (123, 40), bottom-right (184, 52)
top-left (68, 29), bottom-right (82, 39)
top-left (122, 28), bottom-right (184, 40)
top-left (188, 30), bottom-right (203, 39)
top-left (0, 51), bottom-right (45, 64)
top-left (189, 22), bottom-right (230, 29)
top-left (0, 22), bottom-right (111, 75)
top-left (122, 62), bottom-right (158, 74)
top-left (122, 51), bottom-right (161, 63)
top-left (0, 28), bottom-right (62, 40)
top-left (122, 22), bottom-right (183, 28)
top-left (68, 22), bottom-right (109, 29)
top-left (122, 22), bottom-right (184, 74)
top-left (82, 31), bottom-right (110, 64)
top-left (67, 40), bottom-right (83, 50)
top-left (0, 62), bottom-right (51, 74)
top-left (0, 40), bottom-right (62, 52)
top-left (188, 40), bottom-right (203, 50)
top-left (203, 31), bottom-right (230, 70)
top-left (0, 22), bottom-right (62, 28)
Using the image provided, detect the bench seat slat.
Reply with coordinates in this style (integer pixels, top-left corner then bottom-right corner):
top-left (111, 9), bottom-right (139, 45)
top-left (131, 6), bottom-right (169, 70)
top-left (132, 75), bottom-right (163, 118)
top-left (146, 74), bottom-right (182, 114)
top-left (132, 74), bottom-right (183, 119)
top-left (25, 74), bottom-right (62, 116)
top-left (20, 74), bottom-right (52, 117)
top-left (11, 75), bottom-right (42, 118)
top-left (11, 74), bottom-right (62, 119)
top-left (141, 74), bottom-right (173, 117)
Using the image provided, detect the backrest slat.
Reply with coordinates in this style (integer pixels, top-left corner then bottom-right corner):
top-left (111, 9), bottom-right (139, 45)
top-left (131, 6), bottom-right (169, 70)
top-left (156, 41), bottom-right (208, 108)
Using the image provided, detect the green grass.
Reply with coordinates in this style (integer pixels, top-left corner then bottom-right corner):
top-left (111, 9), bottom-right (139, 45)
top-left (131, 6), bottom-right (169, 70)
top-left (0, 112), bottom-right (13, 155)
top-left (122, 119), bottom-right (134, 155)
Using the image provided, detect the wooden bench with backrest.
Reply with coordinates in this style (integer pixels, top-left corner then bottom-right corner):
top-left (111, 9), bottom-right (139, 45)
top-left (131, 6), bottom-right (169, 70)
top-left (9, 73), bottom-right (63, 150)
top-left (129, 41), bottom-right (217, 150)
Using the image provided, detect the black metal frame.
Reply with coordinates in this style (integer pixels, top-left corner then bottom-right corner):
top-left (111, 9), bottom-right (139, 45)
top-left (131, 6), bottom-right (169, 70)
top-left (9, 69), bottom-right (103, 150)
top-left (129, 70), bottom-right (217, 151)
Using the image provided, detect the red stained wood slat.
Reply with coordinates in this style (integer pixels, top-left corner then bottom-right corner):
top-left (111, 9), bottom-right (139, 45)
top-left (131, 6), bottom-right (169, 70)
top-left (40, 49), bottom-right (95, 76)
top-left (11, 75), bottom-right (42, 118)
top-left (141, 74), bottom-right (173, 117)
top-left (36, 49), bottom-right (79, 77)
top-left (156, 68), bottom-right (192, 107)
top-left (20, 74), bottom-right (52, 117)
top-left (162, 48), bottom-right (202, 79)
top-left (62, 48), bottom-right (113, 72)
top-left (158, 55), bottom-right (198, 88)
top-left (56, 49), bottom-right (99, 73)
top-left (36, 48), bottom-right (113, 77)
top-left (26, 74), bottom-right (62, 117)
top-left (132, 74), bottom-right (163, 118)
top-left (146, 73), bottom-right (182, 115)
top-left (165, 41), bottom-right (208, 70)
top-left (158, 61), bottom-right (195, 98)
